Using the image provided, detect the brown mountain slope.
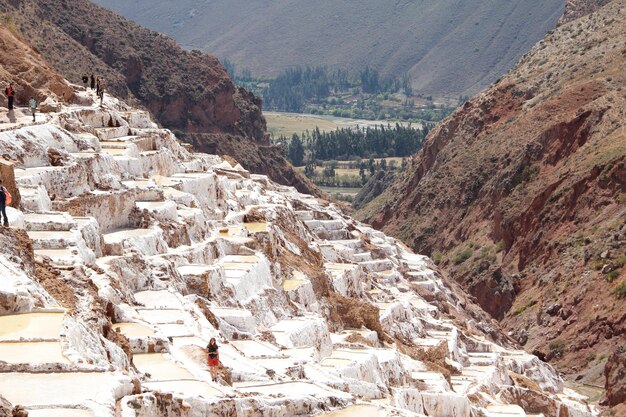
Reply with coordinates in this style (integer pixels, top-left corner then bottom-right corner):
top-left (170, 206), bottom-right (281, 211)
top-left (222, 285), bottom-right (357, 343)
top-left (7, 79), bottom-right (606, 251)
top-left (0, 0), bottom-right (317, 195)
top-left (358, 0), bottom-right (626, 387)
top-left (0, 25), bottom-right (73, 107)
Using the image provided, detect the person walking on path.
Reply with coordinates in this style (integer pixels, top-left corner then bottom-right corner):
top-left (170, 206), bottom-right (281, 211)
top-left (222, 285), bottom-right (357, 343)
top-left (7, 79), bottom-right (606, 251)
top-left (206, 338), bottom-right (220, 381)
top-left (82, 75), bottom-right (89, 89)
top-left (5, 82), bottom-right (15, 111)
top-left (90, 74), bottom-right (95, 90)
top-left (28, 97), bottom-right (37, 122)
top-left (0, 179), bottom-right (10, 227)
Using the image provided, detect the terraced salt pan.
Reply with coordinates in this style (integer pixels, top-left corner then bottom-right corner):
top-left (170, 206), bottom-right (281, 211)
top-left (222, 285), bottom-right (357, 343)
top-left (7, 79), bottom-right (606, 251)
top-left (486, 404), bottom-right (526, 416)
top-left (28, 409), bottom-right (94, 417)
top-left (0, 372), bottom-right (126, 407)
top-left (221, 255), bottom-right (260, 263)
top-left (0, 312), bottom-right (64, 341)
top-left (134, 290), bottom-right (183, 309)
top-left (283, 278), bottom-right (307, 291)
top-left (0, 341), bottom-right (69, 364)
top-left (155, 323), bottom-right (192, 337)
top-left (235, 381), bottom-right (348, 398)
top-left (321, 405), bottom-right (381, 417)
top-left (34, 248), bottom-right (83, 266)
top-left (231, 340), bottom-right (280, 358)
top-left (242, 222), bottom-right (268, 233)
top-left (137, 309), bottom-right (184, 324)
top-left (133, 353), bottom-right (194, 380)
top-left (144, 380), bottom-right (222, 398)
top-left (112, 322), bottom-right (155, 337)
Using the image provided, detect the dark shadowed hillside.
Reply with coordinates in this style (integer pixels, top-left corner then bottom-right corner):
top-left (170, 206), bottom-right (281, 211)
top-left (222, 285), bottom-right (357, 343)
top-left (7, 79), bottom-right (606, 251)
top-left (92, 0), bottom-right (564, 98)
top-left (358, 0), bottom-right (626, 399)
top-left (0, 0), bottom-right (318, 195)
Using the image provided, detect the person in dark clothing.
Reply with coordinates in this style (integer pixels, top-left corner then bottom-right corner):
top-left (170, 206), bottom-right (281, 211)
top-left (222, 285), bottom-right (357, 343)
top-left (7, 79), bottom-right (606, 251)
top-left (90, 74), bottom-right (95, 90)
top-left (5, 82), bottom-right (15, 111)
top-left (0, 179), bottom-right (9, 227)
top-left (96, 77), bottom-right (101, 96)
top-left (81, 75), bottom-right (89, 89)
top-left (206, 338), bottom-right (220, 381)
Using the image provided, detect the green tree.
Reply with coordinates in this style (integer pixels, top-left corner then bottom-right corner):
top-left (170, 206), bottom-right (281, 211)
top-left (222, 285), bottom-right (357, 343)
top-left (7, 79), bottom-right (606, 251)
top-left (287, 134), bottom-right (305, 166)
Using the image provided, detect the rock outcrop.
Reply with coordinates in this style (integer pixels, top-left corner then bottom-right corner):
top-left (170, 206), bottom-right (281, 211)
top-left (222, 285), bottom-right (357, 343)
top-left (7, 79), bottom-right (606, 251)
top-left (0, 70), bottom-right (598, 416)
top-left (0, 0), bottom-right (317, 195)
top-left (559, 0), bottom-right (612, 24)
top-left (357, 0), bottom-right (626, 390)
top-left (604, 351), bottom-right (626, 407)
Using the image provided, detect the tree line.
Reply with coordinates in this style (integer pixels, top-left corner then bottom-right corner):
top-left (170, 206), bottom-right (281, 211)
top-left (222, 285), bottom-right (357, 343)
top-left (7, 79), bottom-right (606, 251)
top-left (281, 123), bottom-right (429, 166)
top-left (262, 65), bottom-right (411, 113)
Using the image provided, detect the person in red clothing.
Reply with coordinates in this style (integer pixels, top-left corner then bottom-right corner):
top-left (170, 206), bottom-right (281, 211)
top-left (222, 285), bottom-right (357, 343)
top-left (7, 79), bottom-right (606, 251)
top-left (206, 337), bottom-right (220, 381)
top-left (5, 82), bottom-right (15, 111)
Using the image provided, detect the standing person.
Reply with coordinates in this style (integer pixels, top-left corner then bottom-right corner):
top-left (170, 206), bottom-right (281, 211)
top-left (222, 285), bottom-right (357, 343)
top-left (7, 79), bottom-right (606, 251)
top-left (0, 179), bottom-right (9, 227)
top-left (28, 97), bottom-right (37, 122)
top-left (96, 77), bottom-right (101, 96)
top-left (81, 75), bottom-right (89, 89)
top-left (206, 338), bottom-right (220, 381)
top-left (90, 74), bottom-right (95, 90)
top-left (5, 82), bottom-right (15, 110)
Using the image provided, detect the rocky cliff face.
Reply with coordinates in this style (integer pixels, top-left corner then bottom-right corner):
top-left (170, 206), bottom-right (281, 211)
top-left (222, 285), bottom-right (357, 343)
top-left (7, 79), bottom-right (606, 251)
top-left (358, 0), bottom-right (626, 400)
top-left (0, 0), bottom-right (317, 195)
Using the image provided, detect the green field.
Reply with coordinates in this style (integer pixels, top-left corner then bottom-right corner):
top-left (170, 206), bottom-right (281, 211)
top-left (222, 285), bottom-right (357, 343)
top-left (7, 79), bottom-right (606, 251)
top-left (265, 111), bottom-right (416, 138)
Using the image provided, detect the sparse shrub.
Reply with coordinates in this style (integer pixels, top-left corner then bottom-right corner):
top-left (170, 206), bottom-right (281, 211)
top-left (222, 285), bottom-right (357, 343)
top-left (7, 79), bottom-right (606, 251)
top-left (495, 240), bottom-right (504, 253)
top-left (593, 260), bottom-right (605, 271)
top-left (453, 249), bottom-right (473, 265)
top-left (605, 270), bottom-right (620, 282)
top-left (614, 281), bottom-right (626, 299)
top-left (512, 300), bottom-right (537, 316)
top-left (432, 251), bottom-right (443, 265)
top-left (549, 340), bottom-right (566, 358)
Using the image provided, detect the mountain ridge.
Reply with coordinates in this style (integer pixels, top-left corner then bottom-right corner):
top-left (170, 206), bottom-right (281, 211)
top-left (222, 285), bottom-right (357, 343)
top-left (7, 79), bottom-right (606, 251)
top-left (91, 0), bottom-right (564, 97)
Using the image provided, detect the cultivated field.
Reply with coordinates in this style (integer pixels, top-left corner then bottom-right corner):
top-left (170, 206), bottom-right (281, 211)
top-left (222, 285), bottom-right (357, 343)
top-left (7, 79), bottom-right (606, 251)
top-left (265, 112), bottom-right (416, 138)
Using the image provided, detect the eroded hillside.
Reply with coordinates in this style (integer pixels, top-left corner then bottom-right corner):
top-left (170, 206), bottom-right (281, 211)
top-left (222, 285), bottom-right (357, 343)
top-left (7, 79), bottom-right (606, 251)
top-left (0, 0), bottom-right (318, 196)
top-left (357, 0), bottom-right (626, 401)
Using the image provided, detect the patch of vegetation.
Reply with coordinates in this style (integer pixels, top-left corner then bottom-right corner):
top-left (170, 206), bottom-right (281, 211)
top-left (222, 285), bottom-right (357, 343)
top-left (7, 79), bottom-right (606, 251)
top-left (453, 249), bottom-right (473, 265)
top-left (614, 281), bottom-right (626, 299)
top-left (480, 245), bottom-right (497, 263)
top-left (432, 251), bottom-right (443, 265)
top-left (549, 340), bottom-right (566, 358)
top-left (512, 299), bottom-right (537, 316)
top-left (495, 240), bottom-right (504, 253)
top-left (233, 65), bottom-right (457, 123)
top-left (605, 270), bottom-right (620, 283)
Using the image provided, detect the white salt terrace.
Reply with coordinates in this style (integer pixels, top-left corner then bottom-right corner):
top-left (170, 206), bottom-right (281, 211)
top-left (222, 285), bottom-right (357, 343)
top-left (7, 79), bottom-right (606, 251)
top-left (0, 87), bottom-right (597, 417)
top-left (113, 322), bottom-right (155, 338)
top-left (0, 312), bottom-right (65, 341)
top-left (28, 410), bottom-right (94, 417)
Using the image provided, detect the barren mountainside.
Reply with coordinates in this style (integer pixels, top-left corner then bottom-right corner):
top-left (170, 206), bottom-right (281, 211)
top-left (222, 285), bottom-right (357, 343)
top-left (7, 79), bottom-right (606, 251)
top-left (92, 0), bottom-right (564, 97)
top-left (0, 0), bottom-right (318, 195)
top-left (358, 0), bottom-right (626, 406)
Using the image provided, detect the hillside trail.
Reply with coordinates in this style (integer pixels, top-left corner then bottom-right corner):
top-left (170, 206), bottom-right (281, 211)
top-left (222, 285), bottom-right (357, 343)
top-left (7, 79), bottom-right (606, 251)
top-left (0, 87), bottom-right (598, 417)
